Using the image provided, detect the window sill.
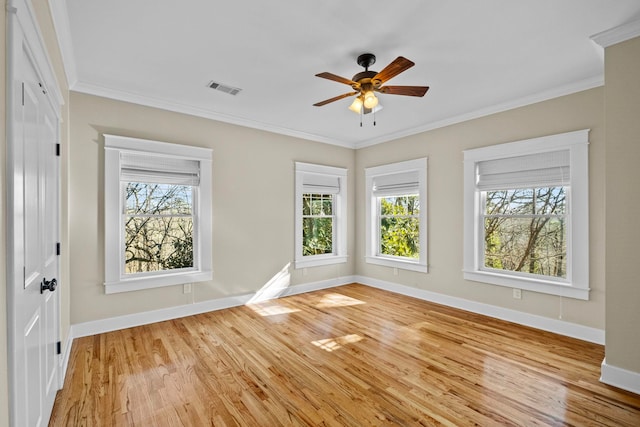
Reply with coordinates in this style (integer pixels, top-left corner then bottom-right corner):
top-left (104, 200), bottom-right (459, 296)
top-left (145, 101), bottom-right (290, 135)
top-left (104, 270), bottom-right (212, 294)
top-left (366, 256), bottom-right (428, 273)
top-left (463, 270), bottom-right (589, 300)
top-left (295, 255), bottom-right (348, 269)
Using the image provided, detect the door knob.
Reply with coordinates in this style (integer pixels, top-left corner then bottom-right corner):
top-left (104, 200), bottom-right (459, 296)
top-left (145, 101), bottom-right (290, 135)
top-left (40, 277), bottom-right (57, 294)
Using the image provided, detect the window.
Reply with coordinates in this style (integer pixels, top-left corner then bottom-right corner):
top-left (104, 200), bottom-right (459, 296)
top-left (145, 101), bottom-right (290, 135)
top-left (365, 158), bottom-right (428, 273)
top-left (463, 130), bottom-right (589, 300)
top-left (295, 162), bottom-right (347, 268)
top-left (104, 134), bottom-right (212, 293)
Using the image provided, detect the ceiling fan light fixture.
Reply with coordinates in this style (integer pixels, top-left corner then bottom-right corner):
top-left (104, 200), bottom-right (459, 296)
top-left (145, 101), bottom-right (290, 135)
top-left (349, 96), bottom-right (364, 113)
top-left (363, 90), bottom-right (378, 109)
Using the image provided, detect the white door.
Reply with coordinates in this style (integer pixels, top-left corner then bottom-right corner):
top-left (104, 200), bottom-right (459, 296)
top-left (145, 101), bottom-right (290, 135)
top-left (8, 26), bottom-right (61, 427)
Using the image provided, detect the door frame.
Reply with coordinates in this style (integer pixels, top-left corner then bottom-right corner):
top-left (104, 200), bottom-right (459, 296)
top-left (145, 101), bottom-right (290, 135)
top-left (6, 0), bottom-right (65, 424)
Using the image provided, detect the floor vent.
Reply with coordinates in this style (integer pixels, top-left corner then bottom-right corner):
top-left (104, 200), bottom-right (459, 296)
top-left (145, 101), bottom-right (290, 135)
top-left (208, 81), bottom-right (242, 96)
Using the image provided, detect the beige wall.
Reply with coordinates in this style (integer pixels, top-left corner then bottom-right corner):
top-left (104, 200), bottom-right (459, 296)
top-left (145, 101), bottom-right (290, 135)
top-left (68, 92), bottom-right (355, 324)
top-left (356, 88), bottom-right (606, 330)
top-left (1, 4), bottom-right (9, 427)
top-left (604, 36), bottom-right (640, 372)
top-left (70, 88), bottom-right (607, 331)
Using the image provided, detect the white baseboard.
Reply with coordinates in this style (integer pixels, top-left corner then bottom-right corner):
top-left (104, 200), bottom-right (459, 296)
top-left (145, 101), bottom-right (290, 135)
top-left (69, 275), bottom-right (356, 339)
top-left (69, 274), bottom-right (603, 344)
top-left (355, 275), bottom-right (605, 344)
top-left (58, 331), bottom-right (74, 389)
top-left (601, 359), bottom-right (640, 395)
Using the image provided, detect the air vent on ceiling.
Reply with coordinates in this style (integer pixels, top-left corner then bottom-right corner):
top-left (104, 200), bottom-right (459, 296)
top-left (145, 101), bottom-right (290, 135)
top-left (207, 81), bottom-right (242, 96)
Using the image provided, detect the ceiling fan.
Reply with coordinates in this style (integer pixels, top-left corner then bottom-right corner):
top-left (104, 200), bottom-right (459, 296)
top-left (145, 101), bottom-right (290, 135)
top-left (313, 53), bottom-right (429, 115)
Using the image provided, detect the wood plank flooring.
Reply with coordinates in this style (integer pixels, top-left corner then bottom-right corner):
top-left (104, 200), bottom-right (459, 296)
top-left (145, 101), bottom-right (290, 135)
top-left (49, 284), bottom-right (640, 426)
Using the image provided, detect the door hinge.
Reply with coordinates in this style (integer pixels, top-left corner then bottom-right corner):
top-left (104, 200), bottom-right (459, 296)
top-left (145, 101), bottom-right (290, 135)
top-left (56, 242), bottom-right (61, 256)
top-left (56, 143), bottom-right (60, 156)
top-left (21, 82), bottom-right (24, 106)
top-left (56, 341), bottom-right (62, 355)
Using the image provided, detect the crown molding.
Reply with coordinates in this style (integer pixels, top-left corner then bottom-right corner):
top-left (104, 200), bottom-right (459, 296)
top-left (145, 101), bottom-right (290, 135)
top-left (591, 19), bottom-right (640, 48)
top-left (71, 81), bottom-right (354, 149)
top-left (355, 75), bottom-right (603, 149)
top-left (73, 73), bottom-right (603, 152)
top-left (48, 0), bottom-right (78, 87)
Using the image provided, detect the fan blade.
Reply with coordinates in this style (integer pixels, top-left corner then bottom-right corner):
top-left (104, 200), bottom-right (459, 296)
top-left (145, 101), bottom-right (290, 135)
top-left (315, 72), bottom-right (357, 86)
top-left (373, 56), bottom-right (415, 83)
top-left (313, 92), bottom-right (358, 107)
top-left (378, 85), bottom-right (429, 97)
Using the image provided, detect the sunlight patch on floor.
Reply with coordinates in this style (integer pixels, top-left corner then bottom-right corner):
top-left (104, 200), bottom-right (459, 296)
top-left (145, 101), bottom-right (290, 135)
top-left (311, 334), bottom-right (363, 352)
top-left (315, 293), bottom-right (365, 309)
top-left (247, 303), bottom-right (300, 317)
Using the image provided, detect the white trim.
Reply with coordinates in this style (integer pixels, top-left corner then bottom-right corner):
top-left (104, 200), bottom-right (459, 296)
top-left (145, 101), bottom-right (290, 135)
top-left (104, 271), bottom-right (214, 294)
top-left (600, 359), bottom-right (640, 395)
top-left (59, 332), bottom-right (74, 388)
top-left (47, 0), bottom-right (78, 87)
top-left (70, 276), bottom-right (356, 338)
top-left (365, 158), bottom-right (428, 273)
top-left (463, 129), bottom-right (589, 161)
top-left (354, 76), bottom-right (603, 149)
top-left (365, 256), bottom-right (428, 273)
top-left (294, 162), bottom-right (348, 269)
top-left (463, 270), bottom-right (589, 300)
top-left (103, 134), bottom-right (213, 293)
top-left (463, 130), bottom-right (590, 300)
top-left (8, 0), bottom-right (64, 111)
top-left (591, 19), bottom-right (640, 48)
top-left (6, 1), bottom-right (65, 424)
top-left (71, 81), bottom-right (354, 149)
top-left (72, 74), bottom-right (604, 150)
top-left (355, 276), bottom-right (604, 344)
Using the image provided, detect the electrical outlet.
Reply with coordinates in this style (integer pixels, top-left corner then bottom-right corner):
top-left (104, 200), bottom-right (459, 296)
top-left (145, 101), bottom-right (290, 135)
top-left (513, 288), bottom-right (522, 299)
top-left (393, 267), bottom-right (399, 276)
top-left (183, 283), bottom-right (192, 294)
top-left (303, 268), bottom-right (308, 276)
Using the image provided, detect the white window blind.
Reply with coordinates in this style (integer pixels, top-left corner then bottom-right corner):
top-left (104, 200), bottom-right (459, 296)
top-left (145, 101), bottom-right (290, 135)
top-left (303, 173), bottom-right (340, 194)
top-left (476, 149), bottom-right (570, 191)
top-left (372, 171), bottom-right (420, 196)
top-left (120, 151), bottom-right (200, 186)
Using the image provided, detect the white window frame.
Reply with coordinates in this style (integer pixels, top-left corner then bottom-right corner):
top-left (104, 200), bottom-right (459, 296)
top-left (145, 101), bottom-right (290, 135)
top-left (295, 162), bottom-right (348, 269)
top-left (463, 129), bottom-right (589, 300)
top-left (104, 134), bottom-right (213, 294)
top-left (365, 158), bottom-right (428, 273)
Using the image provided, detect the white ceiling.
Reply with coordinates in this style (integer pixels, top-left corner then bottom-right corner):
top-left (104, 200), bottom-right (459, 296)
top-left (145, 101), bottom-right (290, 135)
top-left (51, 0), bottom-right (640, 148)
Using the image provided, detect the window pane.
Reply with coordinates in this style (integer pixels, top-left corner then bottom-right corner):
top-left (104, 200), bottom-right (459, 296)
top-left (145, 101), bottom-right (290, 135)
top-left (305, 194), bottom-right (333, 216)
top-left (322, 196), bottom-right (333, 215)
top-left (125, 216), bottom-right (194, 273)
top-left (303, 217), bottom-right (333, 255)
top-left (380, 217), bottom-right (420, 259)
top-left (126, 183), bottom-right (192, 215)
top-left (535, 187), bottom-right (566, 215)
top-left (303, 194), bottom-right (311, 215)
top-left (380, 195), bottom-right (419, 216)
top-left (485, 187), bottom-right (566, 216)
top-left (484, 216), bottom-right (566, 278)
top-left (485, 189), bottom-right (534, 215)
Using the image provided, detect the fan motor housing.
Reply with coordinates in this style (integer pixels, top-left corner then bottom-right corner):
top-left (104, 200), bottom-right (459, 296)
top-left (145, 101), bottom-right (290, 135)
top-left (351, 71), bottom-right (381, 90)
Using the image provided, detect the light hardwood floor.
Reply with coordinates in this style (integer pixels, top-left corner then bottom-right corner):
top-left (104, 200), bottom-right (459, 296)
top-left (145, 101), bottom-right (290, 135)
top-left (50, 284), bottom-right (640, 426)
